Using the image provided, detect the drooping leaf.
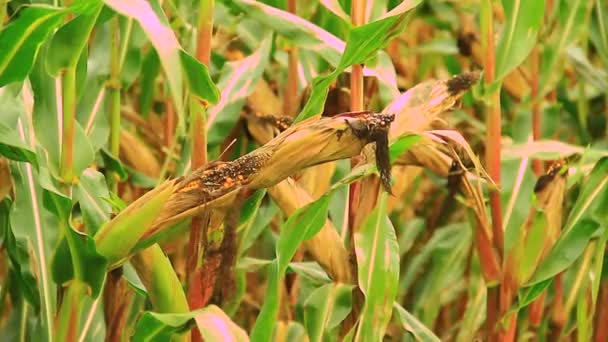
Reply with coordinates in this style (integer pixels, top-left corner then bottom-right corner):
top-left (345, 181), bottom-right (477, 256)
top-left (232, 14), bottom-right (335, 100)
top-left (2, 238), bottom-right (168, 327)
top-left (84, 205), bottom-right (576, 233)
top-left (354, 193), bottom-right (399, 341)
top-left (0, 6), bottom-right (66, 86)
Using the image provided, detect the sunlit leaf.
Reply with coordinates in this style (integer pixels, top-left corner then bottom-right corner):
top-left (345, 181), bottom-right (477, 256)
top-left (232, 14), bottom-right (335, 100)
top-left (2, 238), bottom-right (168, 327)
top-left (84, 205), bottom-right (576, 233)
top-left (304, 283), bottom-right (354, 342)
top-left (0, 123), bottom-right (38, 167)
top-left (133, 305), bottom-right (248, 341)
top-left (393, 302), bottom-right (441, 342)
top-left (47, 5), bottom-right (103, 74)
top-left (250, 195), bottom-right (330, 341)
top-left (207, 33), bottom-right (272, 146)
top-left (354, 193), bottom-right (399, 340)
top-left (494, 0), bottom-right (545, 81)
top-left (0, 6), bottom-right (65, 85)
top-left (0, 199), bottom-right (41, 311)
top-left (75, 168), bottom-right (112, 234)
top-left (296, 1), bottom-right (421, 121)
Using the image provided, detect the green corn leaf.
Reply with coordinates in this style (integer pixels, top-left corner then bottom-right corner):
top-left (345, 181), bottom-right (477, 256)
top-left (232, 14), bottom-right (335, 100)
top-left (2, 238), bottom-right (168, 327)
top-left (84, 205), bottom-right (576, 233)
top-left (8, 114), bottom-right (59, 340)
top-left (0, 199), bottom-right (41, 311)
top-left (130, 244), bottom-right (189, 314)
top-left (393, 302), bottom-right (441, 342)
top-left (44, 188), bottom-right (108, 298)
top-left (132, 305), bottom-right (248, 342)
top-left (518, 278), bottom-right (553, 309)
top-left (207, 33), bottom-right (272, 146)
top-left (296, 1), bottom-right (421, 122)
top-left (103, 0), bottom-right (185, 122)
top-left (527, 219), bottom-right (601, 286)
top-left (539, 0), bottom-right (589, 96)
top-left (0, 5), bottom-right (66, 86)
top-left (94, 181), bottom-right (173, 265)
top-left (47, 4), bottom-right (103, 74)
top-left (179, 49), bottom-right (220, 105)
top-left (354, 193), bottom-right (399, 341)
top-left (74, 168), bottom-right (112, 235)
top-left (250, 194), bottom-right (331, 341)
top-left (494, 0), bottom-right (545, 81)
top-left (304, 283), bottom-right (354, 342)
top-left (0, 123), bottom-right (38, 168)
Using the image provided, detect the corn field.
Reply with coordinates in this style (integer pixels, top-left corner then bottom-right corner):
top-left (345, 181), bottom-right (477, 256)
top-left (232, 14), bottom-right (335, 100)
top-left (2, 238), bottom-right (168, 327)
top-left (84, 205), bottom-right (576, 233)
top-left (0, 0), bottom-right (607, 341)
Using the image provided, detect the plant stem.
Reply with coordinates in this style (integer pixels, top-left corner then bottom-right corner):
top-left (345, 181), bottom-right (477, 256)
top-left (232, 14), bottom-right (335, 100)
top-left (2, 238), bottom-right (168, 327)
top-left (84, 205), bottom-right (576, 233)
top-left (530, 47), bottom-right (542, 175)
top-left (108, 17), bottom-right (121, 191)
top-left (60, 67), bottom-right (76, 183)
top-left (481, 0), bottom-right (504, 256)
top-left (481, 0), bottom-right (506, 339)
top-left (188, 3), bottom-right (214, 341)
top-left (54, 281), bottom-right (87, 342)
top-left (343, 0), bottom-right (367, 337)
top-left (284, 0), bottom-right (299, 117)
top-left (0, 0), bottom-right (7, 30)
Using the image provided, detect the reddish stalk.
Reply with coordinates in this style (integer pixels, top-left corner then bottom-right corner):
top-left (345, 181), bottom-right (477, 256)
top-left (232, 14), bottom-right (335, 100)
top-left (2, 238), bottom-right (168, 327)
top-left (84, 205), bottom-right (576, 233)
top-left (594, 280), bottom-right (608, 342)
top-left (347, 0), bottom-right (366, 232)
top-left (530, 47), bottom-right (543, 175)
top-left (187, 2), bottom-right (214, 341)
top-left (284, 0), bottom-right (299, 117)
top-left (480, 1), bottom-right (506, 339)
top-left (164, 97), bottom-right (175, 148)
top-left (342, 0), bottom-right (367, 336)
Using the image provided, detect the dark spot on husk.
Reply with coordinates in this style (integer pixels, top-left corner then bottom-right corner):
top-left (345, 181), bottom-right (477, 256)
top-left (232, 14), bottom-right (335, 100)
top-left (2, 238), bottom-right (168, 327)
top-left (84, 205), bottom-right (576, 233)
top-left (176, 153), bottom-right (269, 200)
top-left (446, 72), bottom-right (480, 95)
top-left (343, 112), bottom-right (395, 193)
top-left (534, 162), bottom-right (566, 193)
top-left (257, 114), bottom-right (293, 132)
top-left (447, 160), bottom-right (464, 193)
top-left (457, 32), bottom-right (476, 57)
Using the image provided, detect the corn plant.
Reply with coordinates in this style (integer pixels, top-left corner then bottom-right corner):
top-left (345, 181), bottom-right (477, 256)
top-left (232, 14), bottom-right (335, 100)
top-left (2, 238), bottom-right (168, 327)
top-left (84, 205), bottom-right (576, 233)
top-left (0, 0), bottom-right (607, 341)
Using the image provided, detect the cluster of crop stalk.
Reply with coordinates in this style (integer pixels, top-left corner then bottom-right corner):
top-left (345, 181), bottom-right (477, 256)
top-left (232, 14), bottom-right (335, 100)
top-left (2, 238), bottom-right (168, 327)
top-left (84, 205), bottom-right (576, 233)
top-left (86, 71), bottom-right (485, 308)
top-left (67, 70), bottom-right (574, 341)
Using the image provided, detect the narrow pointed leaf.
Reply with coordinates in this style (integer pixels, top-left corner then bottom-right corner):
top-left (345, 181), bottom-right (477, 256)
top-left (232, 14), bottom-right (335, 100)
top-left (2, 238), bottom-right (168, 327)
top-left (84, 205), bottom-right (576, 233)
top-left (251, 194), bottom-right (331, 341)
top-left (494, 0), bottom-right (545, 80)
top-left (354, 193), bottom-right (399, 341)
top-left (393, 302), bottom-right (441, 342)
top-left (304, 283), bottom-right (354, 342)
top-left (0, 6), bottom-right (65, 85)
top-left (207, 34), bottom-right (272, 146)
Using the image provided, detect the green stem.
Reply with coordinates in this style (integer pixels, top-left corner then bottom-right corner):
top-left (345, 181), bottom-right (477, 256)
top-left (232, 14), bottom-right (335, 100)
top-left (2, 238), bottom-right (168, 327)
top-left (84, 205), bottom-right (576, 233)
top-left (108, 17), bottom-right (121, 191)
top-left (60, 67), bottom-right (76, 183)
top-left (54, 281), bottom-right (88, 342)
top-left (0, 0), bottom-right (7, 30)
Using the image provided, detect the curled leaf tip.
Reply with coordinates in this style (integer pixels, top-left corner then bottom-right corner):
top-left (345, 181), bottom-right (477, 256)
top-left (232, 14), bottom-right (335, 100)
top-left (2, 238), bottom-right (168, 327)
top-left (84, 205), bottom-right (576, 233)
top-left (446, 71), bottom-right (481, 95)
